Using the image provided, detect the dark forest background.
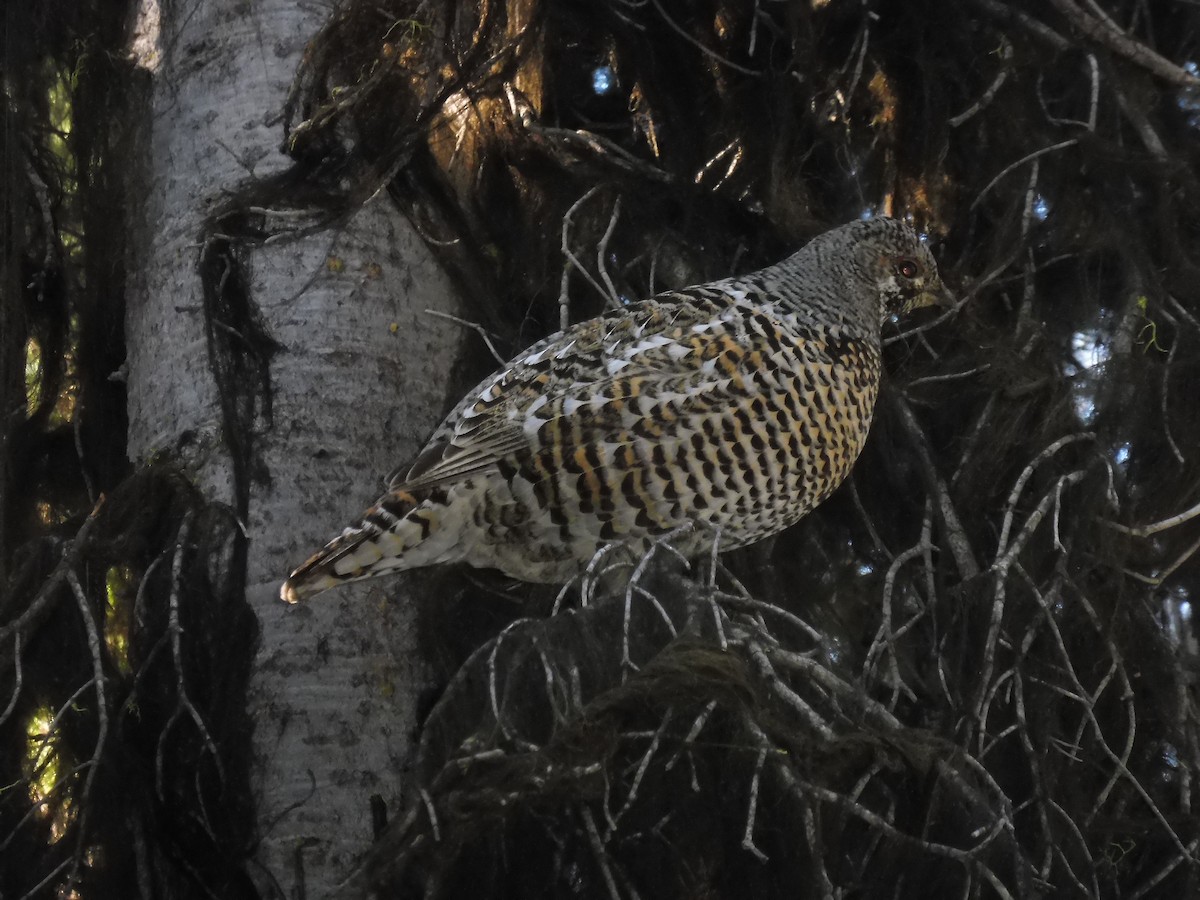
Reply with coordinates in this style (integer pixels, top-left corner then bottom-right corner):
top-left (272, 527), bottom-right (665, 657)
top-left (4, 0), bottom-right (1200, 897)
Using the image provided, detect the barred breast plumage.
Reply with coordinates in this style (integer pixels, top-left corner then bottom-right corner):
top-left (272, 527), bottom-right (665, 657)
top-left (281, 217), bottom-right (950, 602)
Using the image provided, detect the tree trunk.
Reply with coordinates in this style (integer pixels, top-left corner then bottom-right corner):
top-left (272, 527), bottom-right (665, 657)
top-left (125, 1), bottom-right (464, 894)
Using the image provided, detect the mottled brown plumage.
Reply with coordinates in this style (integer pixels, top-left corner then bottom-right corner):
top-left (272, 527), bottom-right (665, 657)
top-left (281, 217), bottom-right (949, 602)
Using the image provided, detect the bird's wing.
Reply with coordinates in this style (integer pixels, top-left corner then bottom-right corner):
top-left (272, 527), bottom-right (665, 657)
top-left (391, 291), bottom-right (753, 492)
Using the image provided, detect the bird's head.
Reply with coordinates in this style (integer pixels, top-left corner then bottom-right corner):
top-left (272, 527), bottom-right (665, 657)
top-left (846, 217), bottom-right (953, 322)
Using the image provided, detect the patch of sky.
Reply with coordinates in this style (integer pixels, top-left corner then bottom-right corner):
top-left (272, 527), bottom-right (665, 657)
top-left (1064, 328), bottom-right (1109, 424)
top-left (1112, 443), bottom-right (1130, 466)
top-left (592, 66), bottom-right (616, 96)
top-left (1180, 62), bottom-right (1200, 129)
top-left (1032, 194), bottom-right (1050, 222)
top-left (859, 207), bottom-right (875, 221)
top-left (1073, 392), bottom-right (1097, 425)
top-left (1070, 328), bottom-right (1110, 373)
top-left (1162, 588), bottom-right (1196, 655)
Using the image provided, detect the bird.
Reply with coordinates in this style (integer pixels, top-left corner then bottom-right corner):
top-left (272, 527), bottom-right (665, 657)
top-left (281, 217), bottom-right (950, 602)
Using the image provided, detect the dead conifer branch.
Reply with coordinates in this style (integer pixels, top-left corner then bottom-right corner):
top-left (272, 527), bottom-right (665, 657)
top-left (65, 570), bottom-right (109, 887)
top-left (0, 500), bottom-right (103, 658)
top-left (1104, 498), bottom-right (1200, 537)
top-left (422, 309), bottom-right (506, 365)
top-left (949, 38), bottom-right (1013, 127)
top-left (597, 196), bottom-right (624, 309)
top-left (1047, 0), bottom-right (1200, 88)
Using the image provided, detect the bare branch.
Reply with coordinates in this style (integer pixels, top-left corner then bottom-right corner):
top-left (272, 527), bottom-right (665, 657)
top-left (596, 196), bottom-right (624, 309)
top-left (949, 38), bottom-right (1013, 127)
top-left (1047, 0), bottom-right (1200, 88)
top-left (422, 309), bottom-right (506, 366)
top-left (1105, 498), bottom-right (1200, 537)
top-left (971, 140), bottom-right (1079, 211)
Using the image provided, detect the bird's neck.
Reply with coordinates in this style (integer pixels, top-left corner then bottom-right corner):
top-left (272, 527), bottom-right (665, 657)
top-left (708, 268), bottom-right (882, 345)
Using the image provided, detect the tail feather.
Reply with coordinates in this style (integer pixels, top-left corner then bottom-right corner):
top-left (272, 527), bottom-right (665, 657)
top-left (280, 491), bottom-right (433, 602)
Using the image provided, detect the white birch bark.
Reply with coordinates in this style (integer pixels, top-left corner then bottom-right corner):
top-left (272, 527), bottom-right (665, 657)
top-left (126, 1), bottom-right (464, 894)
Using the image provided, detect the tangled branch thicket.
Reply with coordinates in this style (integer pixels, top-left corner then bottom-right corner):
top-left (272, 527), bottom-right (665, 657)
top-left (278, 1), bottom-right (1200, 896)
top-left (3, 0), bottom-right (1200, 897)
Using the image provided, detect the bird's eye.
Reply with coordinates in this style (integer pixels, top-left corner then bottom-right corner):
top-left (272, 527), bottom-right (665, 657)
top-left (897, 258), bottom-right (920, 279)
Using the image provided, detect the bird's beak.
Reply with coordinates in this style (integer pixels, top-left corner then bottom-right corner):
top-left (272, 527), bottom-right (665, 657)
top-left (905, 282), bottom-right (955, 314)
top-left (925, 282), bottom-right (957, 310)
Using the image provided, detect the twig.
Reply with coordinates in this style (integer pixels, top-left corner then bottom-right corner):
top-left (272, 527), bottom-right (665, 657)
top-left (622, 524), bottom-right (693, 671)
top-left (0, 500), bottom-right (103, 651)
top-left (0, 633), bottom-right (23, 727)
top-left (763, 643), bottom-right (903, 732)
top-left (66, 570), bottom-right (109, 887)
top-left (1047, 0), bottom-right (1200, 88)
top-left (891, 394), bottom-right (979, 579)
top-left (905, 365), bottom-right (990, 389)
top-left (156, 515), bottom-right (224, 804)
top-left (488, 620), bottom-right (525, 742)
top-left (1086, 53), bottom-right (1100, 131)
top-left (970, 140), bottom-right (1079, 211)
top-left (744, 641), bottom-right (837, 742)
top-left (1128, 837), bottom-right (1200, 900)
top-left (22, 150), bottom-right (57, 299)
top-left (1121, 532), bottom-right (1200, 586)
top-left (1157, 312), bottom-right (1185, 464)
top-left (1048, 800), bottom-right (1101, 897)
top-left (741, 748), bottom-right (770, 862)
top-left (420, 789), bottom-right (441, 843)
top-left (610, 711), bottom-right (671, 833)
top-left (970, 0), bottom-right (1072, 50)
top-left (73, 414), bottom-right (96, 505)
top-left (994, 471), bottom-right (1087, 574)
top-left (17, 858), bottom-right (71, 900)
top-left (1105, 498), bottom-right (1200, 537)
top-left (949, 38), bottom-right (1013, 127)
top-left (1114, 82), bottom-right (1168, 159)
top-left (558, 186), bottom-right (609, 329)
top-left (649, 0), bottom-right (761, 76)
top-left (863, 543), bottom-right (928, 707)
top-left (795, 777), bottom-right (1015, 897)
top-left (423, 308), bottom-right (506, 365)
top-left (527, 121), bottom-right (670, 184)
top-left (995, 433), bottom-right (1093, 559)
top-left (596, 196), bottom-right (624, 308)
top-left (582, 807), bottom-right (623, 900)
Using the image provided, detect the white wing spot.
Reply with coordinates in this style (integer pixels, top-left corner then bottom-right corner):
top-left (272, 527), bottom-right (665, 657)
top-left (625, 334), bottom-right (673, 356)
top-left (666, 342), bottom-right (691, 361)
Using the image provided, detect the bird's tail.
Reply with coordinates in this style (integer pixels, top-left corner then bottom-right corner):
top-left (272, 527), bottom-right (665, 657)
top-left (279, 490), bottom-right (439, 602)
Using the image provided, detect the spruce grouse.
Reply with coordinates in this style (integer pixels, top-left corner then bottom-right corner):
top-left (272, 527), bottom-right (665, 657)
top-left (281, 217), bottom-right (949, 602)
